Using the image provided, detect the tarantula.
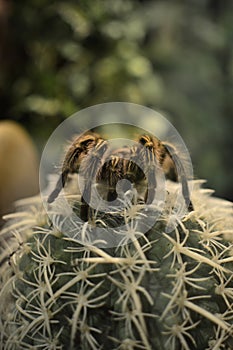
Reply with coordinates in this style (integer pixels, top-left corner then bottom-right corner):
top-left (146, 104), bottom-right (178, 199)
top-left (48, 131), bottom-right (193, 221)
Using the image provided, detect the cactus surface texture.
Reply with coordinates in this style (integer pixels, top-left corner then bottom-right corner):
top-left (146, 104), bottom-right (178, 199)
top-left (0, 180), bottom-right (233, 350)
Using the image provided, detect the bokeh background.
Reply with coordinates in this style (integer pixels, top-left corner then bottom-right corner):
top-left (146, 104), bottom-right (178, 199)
top-left (0, 0), bottom-right (232, 202)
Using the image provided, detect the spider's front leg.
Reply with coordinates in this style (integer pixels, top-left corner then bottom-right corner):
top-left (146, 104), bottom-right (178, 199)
top-left (79, 138), bottom-right (108, 222)
top-left (137, 134), bottom-right (194, 211)
top-left (137, 135), bottom-right (161, 205)
top-left (161, 142), bottom-right (194, 211)
top-left (47, 132), bottom-right (108, 222)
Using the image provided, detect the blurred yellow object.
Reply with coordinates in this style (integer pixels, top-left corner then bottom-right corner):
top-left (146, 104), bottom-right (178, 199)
top-left (0, 120), bottom-right (39, 220)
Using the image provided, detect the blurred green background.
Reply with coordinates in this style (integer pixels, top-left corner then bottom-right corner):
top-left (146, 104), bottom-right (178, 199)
top-left (0, 0), bottom-right (232, 200)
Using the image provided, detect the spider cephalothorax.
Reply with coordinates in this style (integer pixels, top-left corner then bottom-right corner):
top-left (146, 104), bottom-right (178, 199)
top-left (48, 131), bottom-right (193, 221)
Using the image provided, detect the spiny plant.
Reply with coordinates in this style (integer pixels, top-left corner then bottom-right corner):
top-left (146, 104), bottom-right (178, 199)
top-left (0, 180), bottom-right (233, 350)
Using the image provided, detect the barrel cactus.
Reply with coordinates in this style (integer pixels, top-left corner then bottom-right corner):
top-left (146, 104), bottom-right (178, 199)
top-left (0, 179), bottom-right (233, 350)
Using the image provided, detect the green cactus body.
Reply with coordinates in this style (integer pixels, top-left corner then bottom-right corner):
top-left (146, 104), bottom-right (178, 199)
top-left (0, 180), bottom-right (233, 349)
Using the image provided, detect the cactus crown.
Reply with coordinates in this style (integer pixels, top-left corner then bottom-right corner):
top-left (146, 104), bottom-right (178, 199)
top-left (0, 180), bottom-right (233, 349)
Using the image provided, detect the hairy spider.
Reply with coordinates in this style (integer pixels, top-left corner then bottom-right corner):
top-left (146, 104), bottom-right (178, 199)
top-left (48, 131), bottom-right (193, 221)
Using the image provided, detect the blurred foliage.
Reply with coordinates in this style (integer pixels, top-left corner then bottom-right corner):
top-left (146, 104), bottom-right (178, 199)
top-left (0, 0), bottom-right (232, 200)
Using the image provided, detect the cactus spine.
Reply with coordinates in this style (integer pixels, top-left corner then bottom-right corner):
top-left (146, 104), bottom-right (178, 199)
top-left (0, 180), bottom-right (233, 349)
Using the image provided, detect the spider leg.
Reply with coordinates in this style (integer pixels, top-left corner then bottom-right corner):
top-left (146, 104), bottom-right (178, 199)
top-left (80, 184), bottom-right (91, 222)
top-left (47, 132), bottom-right (107, 216)
top-left (162, 142), bottom-right (194, 211)
top-left (137, 137), bottom-right (158, 205)
top-left (47, 146), bottom-right (83, 203)
top-left (140, 145), bottom-right (157, 204)
top-left (47, 170), bottom-right (68, 203)
top-left (108, 157), bottom-right (124, 202)
top-left (146, 169), bottom-right (157, 204)
top-left (79, 139), bottom-right (108, 222)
